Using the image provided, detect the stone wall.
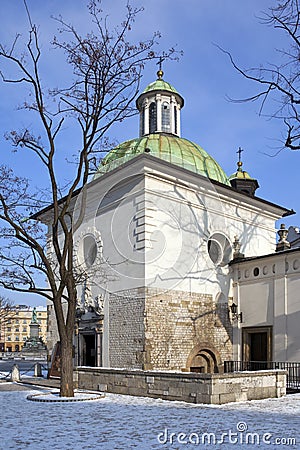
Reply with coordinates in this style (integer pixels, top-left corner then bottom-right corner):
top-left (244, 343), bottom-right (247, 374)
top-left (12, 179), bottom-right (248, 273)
top-left (109, 289), bottom-right (145, 368)
top-left (108, 287), bottom-right (233, 371)
top-left (144, 288), bottom-right (233, 371)
top-left (75, 367), bottom-right (287, 404)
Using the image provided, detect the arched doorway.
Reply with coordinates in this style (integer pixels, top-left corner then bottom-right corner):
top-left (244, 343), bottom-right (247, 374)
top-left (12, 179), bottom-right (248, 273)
top-left (186, 343), bottom-right (222, 373)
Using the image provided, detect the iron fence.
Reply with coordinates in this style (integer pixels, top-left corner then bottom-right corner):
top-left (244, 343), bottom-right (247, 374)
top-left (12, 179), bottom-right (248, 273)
top-left (224, 361), bottom-right (300, 392)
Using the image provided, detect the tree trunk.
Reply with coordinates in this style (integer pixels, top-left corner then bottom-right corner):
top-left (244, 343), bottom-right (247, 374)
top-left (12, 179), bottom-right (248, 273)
top-left (60, 339), bottom-right (74, 397)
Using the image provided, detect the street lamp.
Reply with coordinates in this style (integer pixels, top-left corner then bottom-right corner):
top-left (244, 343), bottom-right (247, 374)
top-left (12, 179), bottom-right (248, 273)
top-left (230, 303), bottom-right (243, 323)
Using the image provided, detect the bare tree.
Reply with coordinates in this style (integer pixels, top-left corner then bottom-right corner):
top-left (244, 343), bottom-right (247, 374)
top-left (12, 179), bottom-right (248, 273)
top-left (221, 0), bottom-right (300, 151)
top-left (0, 297), bottom-right (17, 350)
top-left (0, 0), bottom-right (178, 396)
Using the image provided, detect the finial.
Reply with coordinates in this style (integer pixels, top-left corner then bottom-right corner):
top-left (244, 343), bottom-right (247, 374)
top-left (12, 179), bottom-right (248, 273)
top-left (233, 236), bottom-right (244, 260)
top-left (237, 147), bottom-right (244, 171)
top-left (157, 56), bottom-right (164, 79)
top-left (276, 223), bottom-right (291, 252)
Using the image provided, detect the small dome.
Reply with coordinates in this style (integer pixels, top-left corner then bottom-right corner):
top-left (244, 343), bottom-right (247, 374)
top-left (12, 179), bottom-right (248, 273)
top-left (142, 79), bottom-right (180, 95)
top-left (94, 133), bottom-right (230, 185)
top-left (136, 75), bottom-right (184, 110)
top-left (229, 161), bottom-right (254, 181)
top-left (229, 161), bottom-right (259, 196)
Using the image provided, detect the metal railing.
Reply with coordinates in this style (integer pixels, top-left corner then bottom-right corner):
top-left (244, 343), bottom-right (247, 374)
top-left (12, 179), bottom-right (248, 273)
top-left (224, 361), bottom-right (300, 392)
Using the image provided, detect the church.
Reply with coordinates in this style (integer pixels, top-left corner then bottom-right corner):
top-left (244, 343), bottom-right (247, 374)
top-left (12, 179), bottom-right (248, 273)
top-left (46, 68), bottom-right (300, 374)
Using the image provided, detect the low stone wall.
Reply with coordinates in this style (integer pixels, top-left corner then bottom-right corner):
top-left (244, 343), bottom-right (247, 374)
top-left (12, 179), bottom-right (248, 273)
top-left (75, 367), bottom-right (286, 404)
top-left (0, 352), bottom-right (47, 360)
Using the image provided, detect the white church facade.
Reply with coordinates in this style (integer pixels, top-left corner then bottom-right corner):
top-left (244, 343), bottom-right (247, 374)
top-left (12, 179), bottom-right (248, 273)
top-left (230, 232), bottom-right (300, 366)
top-left (45, 69), bottom-right (299, 373)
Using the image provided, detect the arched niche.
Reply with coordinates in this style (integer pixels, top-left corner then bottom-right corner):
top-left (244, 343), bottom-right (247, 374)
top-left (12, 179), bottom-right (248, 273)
top-left (186, 342), bottom-right (223, 374)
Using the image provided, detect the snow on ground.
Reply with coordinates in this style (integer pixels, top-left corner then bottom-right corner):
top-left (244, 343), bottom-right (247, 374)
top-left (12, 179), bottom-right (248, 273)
top-left (1, 388), bottom-right (299, 450)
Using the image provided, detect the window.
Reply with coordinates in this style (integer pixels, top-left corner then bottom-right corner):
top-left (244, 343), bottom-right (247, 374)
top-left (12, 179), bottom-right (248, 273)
top-left (15, 328), bottom-right (19, 332)
top-left (207, 240), bottom-right (222, 265)
top-left (174, 105), bottom-right (177, 134)
top-left (253, 267), bottom-right (259, 277)
top-left (161, 102), bottom-right (170, 132)
top-left (7, 337), bottom-right (11, 341)
top-left (149, 102), bottom-right (156, 133)
top-left (22, 328), bottom-right (27, 333)
top-left (207, 233), bottom-right (232, 267)
top-left (84, 235), bottom-right (98, 267)
top-left (23, 320), bottom-right (27, 324)
top-left (15, 336), bottom-right (19, 341)
top-left (140, 106), bottom-right (145, 135)
top-left (7, 327), bottom-right (11, 332)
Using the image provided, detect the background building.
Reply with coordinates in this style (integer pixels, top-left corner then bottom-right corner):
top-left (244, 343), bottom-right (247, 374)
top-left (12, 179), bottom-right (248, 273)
top-left (0, 305), bottom-right (47, 352)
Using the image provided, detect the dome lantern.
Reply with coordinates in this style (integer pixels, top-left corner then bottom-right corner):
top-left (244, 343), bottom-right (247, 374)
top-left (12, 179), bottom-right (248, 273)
top-left (136, 70), bottom-right (184, 137)
top-left (95, 69), bottom-right (231, 187)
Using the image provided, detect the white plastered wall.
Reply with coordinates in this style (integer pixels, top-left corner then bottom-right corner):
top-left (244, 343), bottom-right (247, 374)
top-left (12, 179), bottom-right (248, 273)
top-left (233, 251), bottom-right (300, 362)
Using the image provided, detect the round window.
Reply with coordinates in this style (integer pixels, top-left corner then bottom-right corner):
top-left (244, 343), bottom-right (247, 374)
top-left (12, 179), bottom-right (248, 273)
top-left (207, 233), bottom-right (232, 267)
top-left (73, 228), bottom-right (103, 274)
top-left (253, 267), bottom-right (259, 277)
top-left (83, 235), bottom-right (98, 267)
top-left (207, 239), bottom-right (222, 265)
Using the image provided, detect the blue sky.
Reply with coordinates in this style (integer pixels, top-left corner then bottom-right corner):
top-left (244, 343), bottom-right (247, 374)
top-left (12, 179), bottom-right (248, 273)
top-left (1, 0), bottom-right (299, 306)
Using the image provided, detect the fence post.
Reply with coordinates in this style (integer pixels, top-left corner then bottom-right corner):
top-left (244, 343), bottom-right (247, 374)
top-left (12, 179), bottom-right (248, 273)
top-left (10, 364), bottom-right (20, 382)
top-left (34, 363), bottom-right (43, 377)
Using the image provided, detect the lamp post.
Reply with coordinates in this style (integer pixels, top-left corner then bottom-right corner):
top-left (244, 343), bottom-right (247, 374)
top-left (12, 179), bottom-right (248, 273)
top-left (230, 303), bottom-right (243, 323)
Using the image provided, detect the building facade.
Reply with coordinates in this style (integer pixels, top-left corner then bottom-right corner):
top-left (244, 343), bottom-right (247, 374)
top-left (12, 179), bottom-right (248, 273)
top-left (43, 69), bottom-right (298, 372)
top-left (0, 306), bottom-right (47, 352)
top-left (230, 244), bottom-right (300, 364)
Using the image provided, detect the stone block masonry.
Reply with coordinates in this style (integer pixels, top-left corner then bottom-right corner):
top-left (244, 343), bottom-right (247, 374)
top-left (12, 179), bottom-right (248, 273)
top-left (108, 287), bottom-right (233, 371)
top-left (109, 288), bottom-right (146, 369)
top-left (144, 288), bottom-right (233, 370)
top-left (75, 367), bottom-right (287, 404)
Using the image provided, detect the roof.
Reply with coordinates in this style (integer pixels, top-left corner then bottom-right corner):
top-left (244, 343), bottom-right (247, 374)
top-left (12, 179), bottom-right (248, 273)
top-left (229, 246), bottom-right (300, 266)
top-left (94, 133), bottom-right (230, 185)
top-left (142, 78), bottom-right (180, 95)
top-left (229, 161), bottom-right (255, 181)
top-left (136, 74), bottom-right (184, 109)
top-left (31, 153), bottom-right (294, 223)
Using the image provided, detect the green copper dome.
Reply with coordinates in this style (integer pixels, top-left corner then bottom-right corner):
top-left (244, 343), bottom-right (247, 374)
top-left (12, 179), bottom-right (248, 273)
top-left (142, 79), bottom-right (180, 95)
top-left (94, 133), bottom-right (230, 185)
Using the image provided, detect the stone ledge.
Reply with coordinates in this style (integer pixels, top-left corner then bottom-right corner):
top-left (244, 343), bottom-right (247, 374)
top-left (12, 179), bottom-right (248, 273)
top-left (77, 366), bottom-right (286, 379)
top-left (75, 367), bottom-right (287, 405)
